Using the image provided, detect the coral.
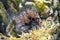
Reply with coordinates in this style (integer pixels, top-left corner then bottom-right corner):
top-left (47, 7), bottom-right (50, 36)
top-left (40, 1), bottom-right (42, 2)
top-left (0, 0), bottom-right (60, 40)
top-left (6, 20), bottom-right (60, 40)
top-left (33, 0), bottom-right (50, 18)
top-left (7, 0), bottom-right (18, 15)
top-left (0, 2), bottom-right (9, 24)
top-left (13, 10), bottom-right (40, 35)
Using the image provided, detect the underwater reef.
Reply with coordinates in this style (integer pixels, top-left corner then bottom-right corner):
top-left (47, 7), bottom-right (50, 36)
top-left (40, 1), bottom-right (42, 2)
top-left (0, 0), bottom-right (60, 40)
